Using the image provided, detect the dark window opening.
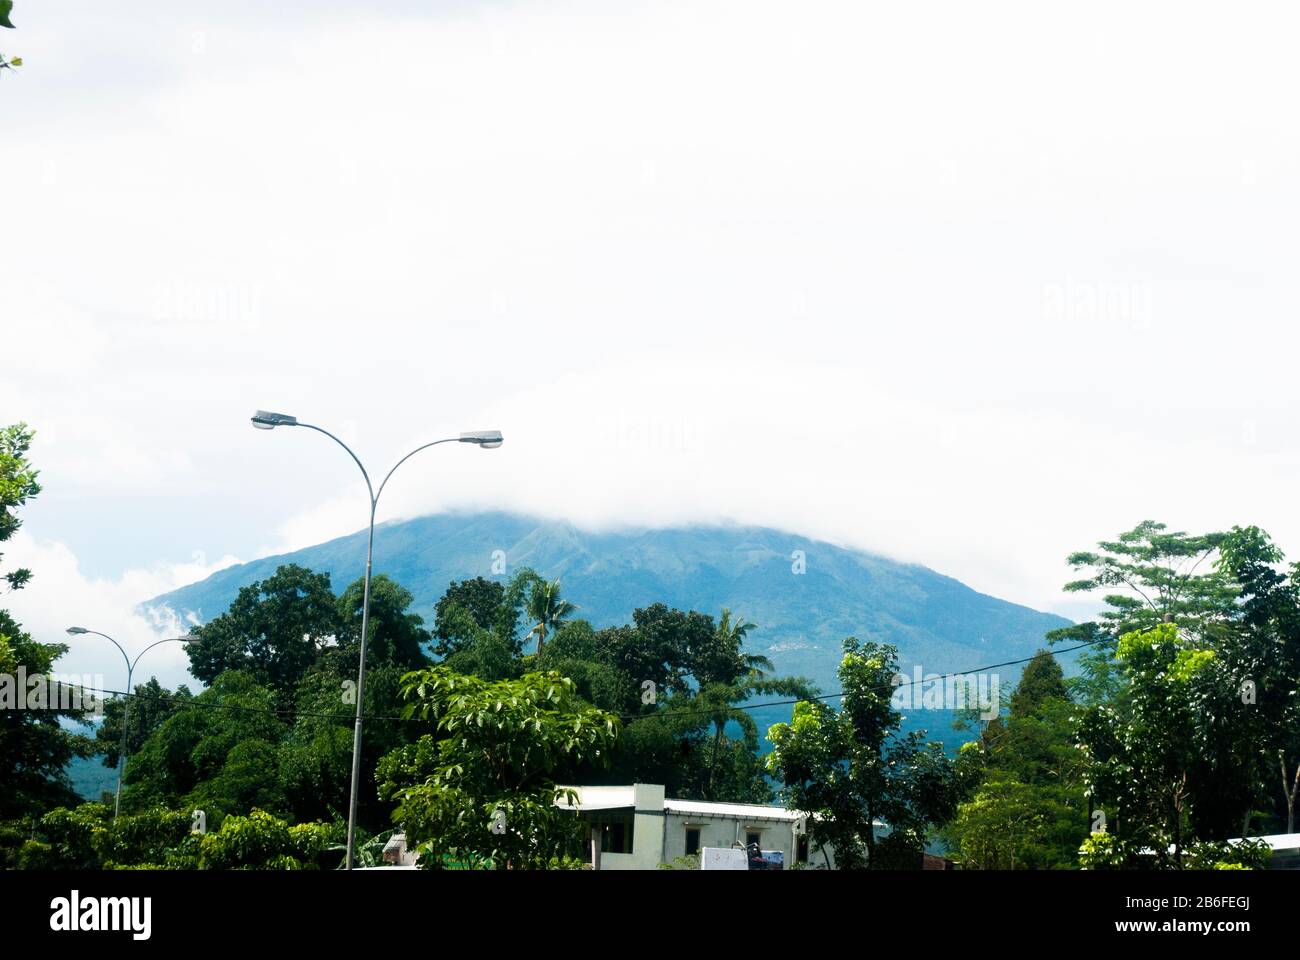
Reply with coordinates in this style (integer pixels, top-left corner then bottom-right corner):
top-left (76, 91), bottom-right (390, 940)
top-left (685, 828), bottom-right (701, 856)
top-left (600, 815), bottom-right (634, 854)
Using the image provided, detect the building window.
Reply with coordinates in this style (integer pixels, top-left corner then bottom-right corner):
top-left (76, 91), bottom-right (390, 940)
top-left (796, 833), bottom-right (809, 863)
top-left (600, 815), bottom-right (634, 854)
top-left (685, 827), bottom-right (701, 856)
top-left (746, 831), bottom-right (762, 848)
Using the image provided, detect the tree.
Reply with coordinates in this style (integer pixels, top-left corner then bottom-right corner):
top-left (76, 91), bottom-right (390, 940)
top-left (693, 608), bottom-right (814, 799)
top-left (945, 653), bottom-right (1088, 869)
top-left (197, 809), bottom-right (340, 870)
top-left (278, 657), bottom-right (422, 831)
top-left (1077, 624), bottom-right (1215, 867)
top-left (1215, 525), bottom-right (1300, 834)
top-left (186, 564), bottom-right (340, 698)
top-left (94, 678), bottom-right (194, 770)
top-left (1057, 521), bottom-right (1235, 641)
top-left (948, 780), bottom-right (1057, 870)
top-left (589, 603), bottom-right (713, 702)
top-left (1050, 521), bottom-right (1236, 709)
top-left (1, 422), bottom-right (40, 592)
top-left (1062, 522), bottom-right (1300, 849)
top-left (0, 423), bottom-right (92, 819)
top-left (0, 616), bottom-right (92, 819)
top-left (694, 608), bottom-right (768, 688)
top-left (432, 577), bottom-right (509, 658)
top-left (378, 667), bottom-right (619, 868)
top-left (0, 802), bottom-right (342, 870)
top-left (1009, 650), bottom-right (1068, 719)
top-left (766, 638), bottom-right (959, 869)
top-left (335, 574), bottom-right (431, 671)
top-left (123, 671), bottom-right (288, 818)
top-left (523, 576), bottom-right (576, 658)
top-left (431, 569), bottom-right (540, 678)
top-left (0, 1), bottom-right (20, 75)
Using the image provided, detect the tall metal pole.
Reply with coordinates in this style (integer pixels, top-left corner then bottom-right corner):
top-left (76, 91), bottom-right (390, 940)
top-left (66, 630), bottom-right (194, 820)
top-left (344, 496), bottom-right (377, 871)
top-left (117, 661), bottom-right (132, 819)
top-left (251, 414), bottom-right (500, 870)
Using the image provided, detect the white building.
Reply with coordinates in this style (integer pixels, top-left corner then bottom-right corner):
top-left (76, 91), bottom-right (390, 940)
top-left (556, 783), bottom-right (837, 869)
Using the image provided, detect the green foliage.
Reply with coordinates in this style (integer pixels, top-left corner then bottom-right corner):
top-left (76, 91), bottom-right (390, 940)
top-left (0, 423), bottom-right (41, 591)
top-left (0, 424), bottom-right (94, 820)
top-left (433, 576), bottom-right (509, 657)
top-left (947, 779), bottom-right (1084, 870)
top-left (0, 803), bottom-right (193, 869)
top-left (186, 564), bottom-right (340, 697)
top-left (95, 678), bottom-right (194, 769)
top-left (1051, 521), bottom-right (1237, 710)
top-left (122, 670), bottom-right (288, 817)
top-left (198, 809), bottom-right (342, 870)
top-left (1078, 624), bottom-right (1219, 866)
top-left (0, 1), bottom-right (18, 80)
top-left (1078, 831), bottom-right (1127, 870)
top-left (434, 569), bottom-right (539, 679)
top-left (378, 667), bottom-right (619, 868)
top-left (766, 638), bottom-right (959, 869)
top-left (0, 802), bottom-right (340, 870)
top-left (1214, 525), bottom-right (1300, 834)
top-left (946, 667), bottom-right (1090, 870)
top-left (0, 614), bottom-right (93, 818)
top-left (1009, 651), bottom-right (1067, 719)
top-left (128, 565), bottom-right (433, 831)
top-left (1182, 838), bottom-right (1271, 871)
top-left (658, 853), bottom-right (700, 870)
top-left (335, 574), bottom-right (431, 670)
top-left (1057, 521), bottom-right (1235, 642)
top-left (523, 575), bottom-right (576, 657)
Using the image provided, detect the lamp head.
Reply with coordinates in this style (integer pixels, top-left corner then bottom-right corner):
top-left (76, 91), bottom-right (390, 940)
top-left (66, 627), bottom-right (89, 635)
top-left (460, 430), bottom-right (503, 449)
top-left (251, 410), bottom-right (298, 430)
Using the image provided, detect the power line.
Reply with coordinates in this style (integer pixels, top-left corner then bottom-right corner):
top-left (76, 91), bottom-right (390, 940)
top-left (615, 634), bottom-right (1112, 722)
top-left (44, 679), bottom-right (391, 724)
top-left (47, 633), bottom-right (1111, 728)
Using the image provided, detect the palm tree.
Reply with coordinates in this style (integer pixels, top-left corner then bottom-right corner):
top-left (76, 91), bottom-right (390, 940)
top-left (524, 577), bottom-right (576, 659)
top-left (705, 609), bottom-right (776, 797)
top-left (715, 608), bottom-right (772, 684)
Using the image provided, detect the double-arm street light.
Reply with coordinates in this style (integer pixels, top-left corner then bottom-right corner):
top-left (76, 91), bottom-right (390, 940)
top-left (249, 410), bottom-right (503, 870)
top-left (64, 627), bottom-right (198, 820)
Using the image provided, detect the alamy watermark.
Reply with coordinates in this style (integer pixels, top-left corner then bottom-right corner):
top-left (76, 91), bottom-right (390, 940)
top-left (891, 667), bottom-right (1000, 721)
top-left (0, 670), bottom-right (105, 717)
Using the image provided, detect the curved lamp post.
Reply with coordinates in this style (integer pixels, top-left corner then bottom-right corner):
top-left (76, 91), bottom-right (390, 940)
top-left (250, 410), bottom-right (502, 870)
top-left (64, 628), bottom-right (198, 820)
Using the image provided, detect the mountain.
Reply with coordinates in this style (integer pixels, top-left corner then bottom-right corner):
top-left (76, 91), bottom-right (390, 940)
top-left (146, 511), bottom-right (1072, 750)
top-left (68, 754), bottom-right (117, 803)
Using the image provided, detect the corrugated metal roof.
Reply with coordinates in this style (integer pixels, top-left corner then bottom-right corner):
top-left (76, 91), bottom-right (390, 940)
top-left (556, 784), bottom-right (805, 821)
top-left (663, 799), bottom-right (803, 822)
top-left (1230, 833), bottom-right (1300, 851)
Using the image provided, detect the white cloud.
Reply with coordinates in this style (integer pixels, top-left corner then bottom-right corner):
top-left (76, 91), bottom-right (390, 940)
top-left (3, 532), bottom-right (239, 691)
top-left (5, 0), bottom-right (1300, 622)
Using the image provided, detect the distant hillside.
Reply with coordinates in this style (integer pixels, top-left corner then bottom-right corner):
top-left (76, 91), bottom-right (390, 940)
top-left (147, 511), bottom-right (1072, 750)
top-left (68, 755), bottom-right (116, 803)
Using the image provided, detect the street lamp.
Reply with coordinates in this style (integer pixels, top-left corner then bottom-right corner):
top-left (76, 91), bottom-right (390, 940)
top-left (65, 628), bottom-right (199, 820)
top-left (249, 410), bottom-right (503, 869)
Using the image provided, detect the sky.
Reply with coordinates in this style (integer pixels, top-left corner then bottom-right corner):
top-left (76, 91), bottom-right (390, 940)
top-left (4, 0), bottom-right (1299, 690)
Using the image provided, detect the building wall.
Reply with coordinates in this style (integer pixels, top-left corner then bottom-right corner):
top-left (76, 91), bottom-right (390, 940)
top-left (660, 813), bottom-right (791, 864)
top-left (660, 813), bottom-right (835, 868)
top-left (626, 784), bottom-right (667, 870)
top-left (569, 783), bottom-right (839, 869)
